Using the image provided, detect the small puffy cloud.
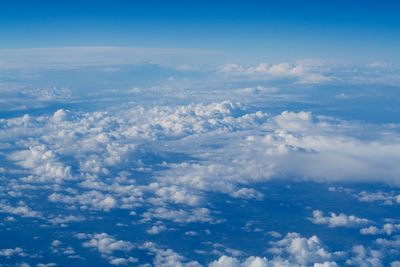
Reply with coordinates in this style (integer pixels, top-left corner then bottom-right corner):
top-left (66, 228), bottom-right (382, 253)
top-left (47, 215), bottom-right (85, 226)
top-left (80, 233), bottom-right (136, 265)
top-left (209, 255), bottom-right (241, 267)
top-left (8, 144), bottom-right (72, 183)
top-left (142, 242), bottom-right (201, 267)
top-left (345, 245), bottom-right (382, 267)
top-left (311, 210), bottom-right (370, 228)
top-left (51, 240), bottom-right (62, 248)
top-left (0, 247), bottom-right (27, 258)
top-left (267, 232), bottom-right (334, 265)
top-left (109, 257), bottom-right (137, 265)
top-left (147, 224), bottom-right (167, 235)
top-left (313, 262), bottom-right (339, 267)
top-left (0, 202), bottom-right (43, 219)
top-left (356, 191), bottom-right (400, 206)
top-left (142, 207), bottom-right (213, 224)
top-left (229, 187), bottom-right (264, 200)
top-left (375, 235), bottom-right (400, 248)
top-left (209, 254), bottom-right (339, 267)
top-left (82, 233), bottom-right (134, 255)
top-left (149, 184), bottom-right (202, 206)
top-left (49, 191), bottom-right (117, 211)
top-left (360, 224), bottom-right (400, 236)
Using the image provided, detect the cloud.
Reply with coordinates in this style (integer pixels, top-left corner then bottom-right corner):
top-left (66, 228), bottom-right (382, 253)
top-left (1, 100), bottom-right (400, 238)
top-left (82, 233), bottom-right (134, 254)
top-left (360, 223), bottom-right (400, 236)
top-left (147, 224), bottom-right (167, 235)
top-left (0, 99), bottom-right (399, 266)
top-left (345, 245), bottom-right (382, 267)
top-left (49, 191), bottom-right (117, 211)
top-left (310, 210), bottom-right (370, 228)
top-left (221, 62), bottom-right (332, 84)
top-left (0, 46), bottom-right (221, 69)
top-left (80, 233), bottom-right (137, 265)
top-left (47, 215), bottom-right (85, 226)
top-left (369, 61), bottom-right (391, 68)
top-left (8, 144), bottom-right (73, 183)
top-left (0, 247), bottom-right (27, 258)
top-left (267, 233), bottom-right (336, 265)
top-left (208, 232), bottom-right (343, 266)
top-left (141, 207), bottom-right (213, 224)
top-left (142, 242), bottom-right (201, 267)
top-left (0, 202), bottom-right (43, 219)
top-left (356, 191), bottom-right (400, 205)
top-left (375, 236), bottom-right (400, 248)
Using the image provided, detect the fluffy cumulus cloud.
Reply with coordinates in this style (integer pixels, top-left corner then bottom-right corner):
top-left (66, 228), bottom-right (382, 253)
top-left (0, 100), bottom-right (399, 230)
top-left (141, 207), bottom-right (213, 223)
top-left (266, 233), bottom-right (337, 265)
top-left (1, 98), bottom-right (400, 265)
top-left (345, 245), bottom-right (383, 267)
top-left (209, 232), bottom-right (342, 267)
top-left (143, 242), bottom-right (202, 267)
top-left (0, 202), bottom-right (43, 219)
top-left (356, 191), bottom-right (400, 205)
top-left (360, 223), bottom-right (400, 236)
top-left (8, 144), bottom-right (72, 183)
top-left (0, 247), bottom-right (27, 258)
top-left (210, 256), bottom-right (340, 267)
top-left (81, 233), bottom-right (134, 254)
top-left (78, 233), bottom-right (137, 265)
top-left (311, 210), bottom-right (370, 228)
top-left (49, 191), bottom-right (117, 211)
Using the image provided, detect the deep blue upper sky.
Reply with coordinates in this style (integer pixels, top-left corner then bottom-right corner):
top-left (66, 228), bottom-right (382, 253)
top-left (1, 0), bottom-right (400, 64)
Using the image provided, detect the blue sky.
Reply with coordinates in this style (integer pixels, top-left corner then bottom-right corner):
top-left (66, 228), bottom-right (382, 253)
top-left (1, 0), bottom-right (400, 64)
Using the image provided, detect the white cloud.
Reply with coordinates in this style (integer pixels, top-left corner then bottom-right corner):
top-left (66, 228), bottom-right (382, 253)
top-left (8, 144), bottom-right (73, 183)
top-left (147, 224), bottom-right (167, 235)
top-left (266, 233), bottom-right (331, 265)
top-left (369, 61), bottom-right (391, 68)
top-left (109, 257), bottom-right (138, 265)
top-left (209, 255), bottom-right (241, 267)
top-left (143, 242), bottom-right (201, 267)
top-left (82, 233), bottom-right (134, 255)
top-left (356, 191), bottom-right (400, 206)
top-left (4, 101), bottom-right (400, 191)
top-left (311, 210), bottom-right (370, 228)
top-left (0, 202), bottom-right (43, 219)
top-left (360, 224), bottom-right (400, 236)
top-left (47, 215), bottom-right (85, 226)
top-left (313, 262), bottom-right (339, 267)
top-left (49, 191), bottom-right (117, 211)
top-left (345, 245), bottom-right (382, 267)
top-left (0, 247), bottom-right (27, 258)
top-left (209, 253), bottom-right (339, 267)
top-left (221, 62), bottom-right (332, 84)
top-left (375, 236), bottom-right (400, 248)
top-left (0, 99), bottom-right (400, 267)
top-left (80, 233), bottom-right (137, 265)
top-left (142, 207), bottom-right (213, 224)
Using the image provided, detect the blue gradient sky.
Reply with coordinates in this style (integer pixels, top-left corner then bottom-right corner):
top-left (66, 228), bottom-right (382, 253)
top-left (1, 0), bottom-right (400, 64)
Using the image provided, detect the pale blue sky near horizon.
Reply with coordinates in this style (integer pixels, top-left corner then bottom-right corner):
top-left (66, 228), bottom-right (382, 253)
top-left (1, 0), bottom-right (400, 65)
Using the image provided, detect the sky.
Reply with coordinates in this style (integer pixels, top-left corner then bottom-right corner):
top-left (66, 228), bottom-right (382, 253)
top-left (1, 0), bottom-right (400, 64)
top-left (1, 1), bottom-right (400, 267)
